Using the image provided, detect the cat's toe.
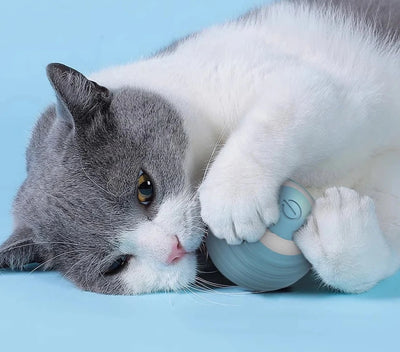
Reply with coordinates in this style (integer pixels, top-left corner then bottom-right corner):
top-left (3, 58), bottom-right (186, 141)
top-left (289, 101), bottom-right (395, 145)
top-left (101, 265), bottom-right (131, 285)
top-left (199, 182), bottom-right (279, 244)
top-left (230, 202), bottom-right (272, 243)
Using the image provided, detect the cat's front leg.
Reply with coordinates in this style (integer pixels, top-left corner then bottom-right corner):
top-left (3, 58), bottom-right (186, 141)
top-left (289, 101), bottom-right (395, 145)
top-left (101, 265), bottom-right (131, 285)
top-left (294, 187), bottom-right (397, 293)
top-left (199, 88), bottom-right (324, 244)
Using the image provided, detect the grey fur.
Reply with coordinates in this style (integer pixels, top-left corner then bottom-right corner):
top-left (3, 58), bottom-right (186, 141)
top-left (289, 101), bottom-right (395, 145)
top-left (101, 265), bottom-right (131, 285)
top-left (239, 0), bottom-right (400, 42)
top-left (157, 0), bottom-right (400, 59)
top-left (154, 33), bottom-right (198, 57)
top-left (1, 64), bottom-right (187, 294)
top-left (296, 0), bottom-right (400, 42)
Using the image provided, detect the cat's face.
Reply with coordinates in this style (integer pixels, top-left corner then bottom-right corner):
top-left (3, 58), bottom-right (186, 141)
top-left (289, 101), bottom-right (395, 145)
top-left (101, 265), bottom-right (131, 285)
top-left (0, 64), bottom-right (204, 294)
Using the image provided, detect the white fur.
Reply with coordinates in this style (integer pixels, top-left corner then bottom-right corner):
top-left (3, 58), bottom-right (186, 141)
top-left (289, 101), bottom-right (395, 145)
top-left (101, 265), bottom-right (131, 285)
top-left (91, 2), bottom-right (400, 292)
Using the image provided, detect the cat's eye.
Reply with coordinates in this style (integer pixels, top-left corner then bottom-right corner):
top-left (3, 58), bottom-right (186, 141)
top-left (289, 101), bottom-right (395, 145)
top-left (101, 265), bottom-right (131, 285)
top-left (104, 255), bottom-right (131, 276)
top-left (137, 170), bottom-right (154, 206)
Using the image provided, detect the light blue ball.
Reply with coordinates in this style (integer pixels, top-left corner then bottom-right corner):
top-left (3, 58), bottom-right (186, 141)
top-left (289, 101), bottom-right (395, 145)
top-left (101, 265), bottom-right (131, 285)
top-left (206, 179), bottom-right (314, 292)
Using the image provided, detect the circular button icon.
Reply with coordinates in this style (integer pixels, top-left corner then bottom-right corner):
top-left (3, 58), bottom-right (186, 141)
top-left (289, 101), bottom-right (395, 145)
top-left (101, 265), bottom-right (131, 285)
top-left (281, 199), bottom-right (302, 220)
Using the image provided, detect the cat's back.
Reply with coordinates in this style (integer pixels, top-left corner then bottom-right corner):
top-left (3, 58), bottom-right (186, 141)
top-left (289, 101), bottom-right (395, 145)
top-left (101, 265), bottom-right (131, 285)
top-left (238, 0), bottom-right (400, 41)
top-left (160, 0), bottom-right (400, 56)
top-left (152, 0), bottom-right (400, 81)
top-left (96, 0), bottom-right (400, 92)
top-left (93, 0), bottom-right (400, 136)
top-left (164, 0), bottom-right (400, 95)
top-left (296, 0), bottom-right (400, 42)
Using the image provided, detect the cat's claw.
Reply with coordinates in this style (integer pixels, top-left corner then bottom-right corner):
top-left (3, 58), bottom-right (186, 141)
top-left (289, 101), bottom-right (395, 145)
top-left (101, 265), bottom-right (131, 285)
top-left (199, 149), bottom-right (280, 245)
top-left (294, 187), bottom-right (394, 293)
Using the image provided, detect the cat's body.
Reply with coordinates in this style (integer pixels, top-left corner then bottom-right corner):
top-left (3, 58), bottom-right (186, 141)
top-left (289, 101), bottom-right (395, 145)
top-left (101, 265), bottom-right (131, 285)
top-left (1, 0), bottom-right (400, 294)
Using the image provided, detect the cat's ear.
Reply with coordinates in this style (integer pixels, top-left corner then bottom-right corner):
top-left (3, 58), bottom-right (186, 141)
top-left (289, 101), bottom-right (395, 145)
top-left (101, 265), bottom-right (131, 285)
top-left (46, 63), bottom-right (112, 129)
top-left (0, 227), bottom-right (47, 270)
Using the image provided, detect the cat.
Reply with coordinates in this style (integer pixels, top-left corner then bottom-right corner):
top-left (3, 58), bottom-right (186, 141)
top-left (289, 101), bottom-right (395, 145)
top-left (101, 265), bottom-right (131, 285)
top-left (1, 0), bottom-right (400, 295)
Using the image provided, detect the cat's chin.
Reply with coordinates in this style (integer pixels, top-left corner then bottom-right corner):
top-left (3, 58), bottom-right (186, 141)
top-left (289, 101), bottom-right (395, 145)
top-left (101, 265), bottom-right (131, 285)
top-left (121, 252), bottom-right (198, 295)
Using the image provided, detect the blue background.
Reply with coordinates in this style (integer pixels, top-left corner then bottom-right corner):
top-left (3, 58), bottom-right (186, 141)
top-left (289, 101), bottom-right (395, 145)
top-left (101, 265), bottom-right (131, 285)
top-left (0, 1), bottom-right (399, 351)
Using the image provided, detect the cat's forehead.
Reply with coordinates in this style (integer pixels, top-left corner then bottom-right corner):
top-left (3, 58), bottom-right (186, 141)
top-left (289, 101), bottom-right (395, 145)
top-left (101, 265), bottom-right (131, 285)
top-left (110, 88), bottom-right (186, 138)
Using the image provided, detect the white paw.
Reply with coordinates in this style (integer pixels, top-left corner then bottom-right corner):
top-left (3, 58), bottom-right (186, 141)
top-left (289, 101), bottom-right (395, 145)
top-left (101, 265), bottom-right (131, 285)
top-left (199, 146), bottom-right (280, 245)
top-left (294, 187), bottom-right (393, 293)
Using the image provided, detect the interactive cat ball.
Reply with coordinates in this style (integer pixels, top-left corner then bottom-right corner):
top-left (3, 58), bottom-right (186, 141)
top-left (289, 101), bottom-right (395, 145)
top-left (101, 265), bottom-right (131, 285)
top-left (206, 180), bottom-right (314, 291)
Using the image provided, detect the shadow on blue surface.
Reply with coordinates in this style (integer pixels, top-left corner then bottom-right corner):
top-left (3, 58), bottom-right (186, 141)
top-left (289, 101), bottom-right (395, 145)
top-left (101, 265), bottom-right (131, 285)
top-left (292, 271), bottom-right (400, 299)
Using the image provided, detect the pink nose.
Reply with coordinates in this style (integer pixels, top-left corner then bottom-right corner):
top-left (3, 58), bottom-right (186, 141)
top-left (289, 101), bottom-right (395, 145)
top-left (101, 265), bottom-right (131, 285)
top-left (166, 236), bottom-right (187, 264)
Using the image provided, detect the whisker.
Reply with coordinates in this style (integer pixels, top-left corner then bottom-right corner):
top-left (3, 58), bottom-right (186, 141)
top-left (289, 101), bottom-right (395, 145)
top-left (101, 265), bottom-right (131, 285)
top-left (187, 283), bottom-right (239, 306)
top-left (28, 249), bottom-right (89, 274)
top-left (63, 252), bottom-right (91, 279)
top-left (0, 240), bottom-right (83, 253)
top-left (195, 269), bottom-right (219, 274)
top-left (195, 276), bottom-right (232, 288)
top-left (193, 279), bottom-right (257, 297)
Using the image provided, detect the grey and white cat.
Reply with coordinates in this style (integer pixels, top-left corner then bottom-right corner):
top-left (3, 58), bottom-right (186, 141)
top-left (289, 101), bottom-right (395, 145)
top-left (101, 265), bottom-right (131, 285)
top-left (1, 0), bottom-right (400, 294)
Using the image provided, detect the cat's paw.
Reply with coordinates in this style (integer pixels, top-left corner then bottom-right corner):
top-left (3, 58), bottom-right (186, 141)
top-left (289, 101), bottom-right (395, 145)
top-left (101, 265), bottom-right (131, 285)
top-left (294, 187), bottom-right (393, 293)
top-left (199, 148), bottom-right (280, 245)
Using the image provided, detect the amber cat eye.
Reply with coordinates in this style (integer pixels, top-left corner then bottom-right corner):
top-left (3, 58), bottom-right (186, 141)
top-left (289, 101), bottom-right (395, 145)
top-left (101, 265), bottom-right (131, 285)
top-left (137, 170), bottom-right (154, 205)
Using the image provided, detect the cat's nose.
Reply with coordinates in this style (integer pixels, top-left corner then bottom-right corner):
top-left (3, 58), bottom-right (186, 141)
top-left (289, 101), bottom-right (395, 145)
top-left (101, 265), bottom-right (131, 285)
top-left (166, 235), bottom-right (187, 264)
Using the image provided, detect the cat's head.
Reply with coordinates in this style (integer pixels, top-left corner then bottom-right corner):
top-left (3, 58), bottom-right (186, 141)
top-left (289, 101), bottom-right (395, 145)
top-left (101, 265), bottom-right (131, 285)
top-left (0, 63), bottom-right (204, 294)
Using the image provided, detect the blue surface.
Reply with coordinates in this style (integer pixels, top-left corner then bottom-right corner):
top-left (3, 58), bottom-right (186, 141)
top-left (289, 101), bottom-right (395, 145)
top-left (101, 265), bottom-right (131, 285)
top-left (0, 1), bottom-right (399, 351)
